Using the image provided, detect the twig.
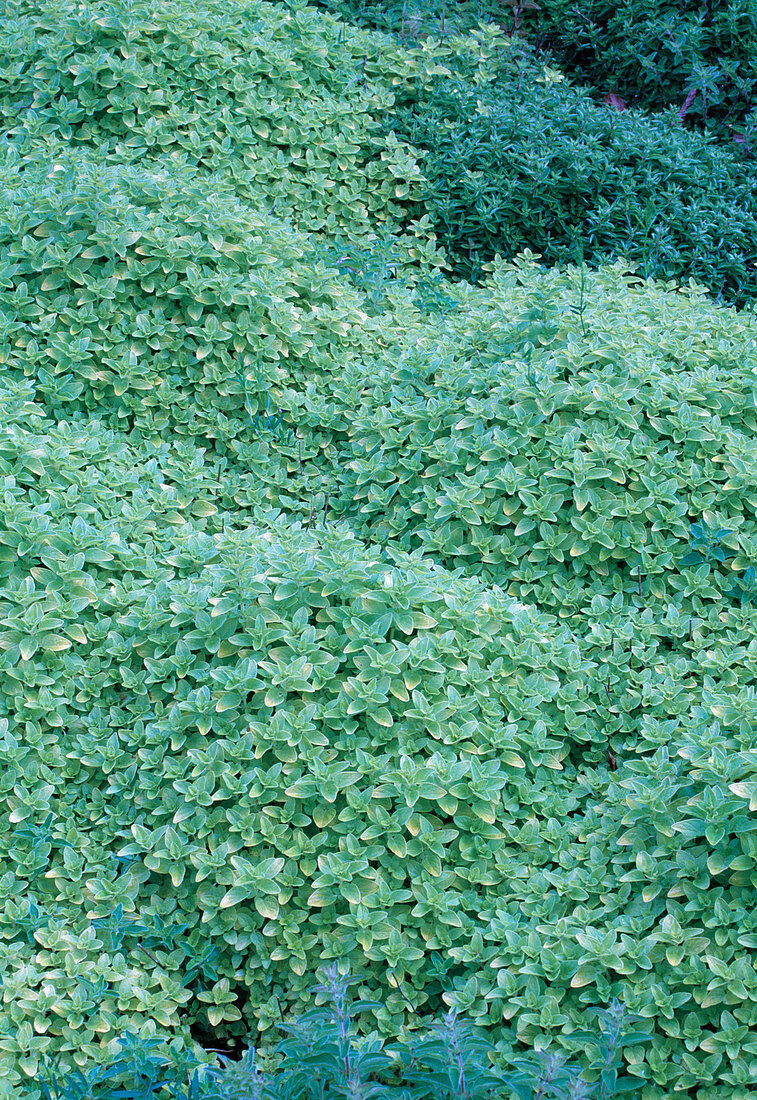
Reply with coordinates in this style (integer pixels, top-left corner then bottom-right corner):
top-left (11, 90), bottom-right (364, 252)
top-left (138, 944), bottom-right (163, 968)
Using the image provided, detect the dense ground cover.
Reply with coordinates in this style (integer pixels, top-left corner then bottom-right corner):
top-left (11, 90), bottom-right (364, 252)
top-left (2, 1), bottom-right (757, 1098)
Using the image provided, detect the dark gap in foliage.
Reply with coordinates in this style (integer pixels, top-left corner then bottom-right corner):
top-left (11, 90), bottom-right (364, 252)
top-left (184, 980), bottom-right (254, 1065)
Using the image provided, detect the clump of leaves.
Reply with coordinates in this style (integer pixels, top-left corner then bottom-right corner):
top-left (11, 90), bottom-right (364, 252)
top-left (728, 564), bottom-right (757, 607)
top-left (39, 1033), bottom-right (204, 1100)
top-left (317, 237), bottom-right (405, 314)
top-left (331, 255), bottom-right (757, 630)
top-left (680, 518), bottom-right (735, 571)
top-left (412, 271), bottom-right (457, 315)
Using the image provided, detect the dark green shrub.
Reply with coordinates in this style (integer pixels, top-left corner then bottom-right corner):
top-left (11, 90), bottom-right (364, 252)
top-left (387, 38), bottom-right (757, 304)
top-left (519, 0), bottom-right (757, 148)
top-left (299, 0), bottom-right (757, 152)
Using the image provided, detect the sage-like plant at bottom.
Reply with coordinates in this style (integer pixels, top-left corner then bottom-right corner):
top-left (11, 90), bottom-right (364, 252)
top-left (38, 967), bottom-right (648, 1100)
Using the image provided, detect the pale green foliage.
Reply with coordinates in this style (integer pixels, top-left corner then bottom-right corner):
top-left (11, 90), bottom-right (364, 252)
top-left (0, 378), bottom-right (594, 1079)
top-left (0, 0), bottom-right (445, 244)
top-left (1, 1), bottom-right (757, 1099)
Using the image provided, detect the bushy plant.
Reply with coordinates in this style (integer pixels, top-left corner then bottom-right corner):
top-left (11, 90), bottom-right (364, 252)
top-left (519, 0), bottom-right (757, 148)
top-left (386, 30), bottom-right (757, 303)
top-left (5, 251), bottom-right (757, 1100)
top-left (0, 140), bottom-right (374, 452)
top-left (332, 252), bottom-right (757, 620)
top-left (0, 404), bottom-right (605, 1091)
top-left (0, 0), bottom-right (443, 245)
